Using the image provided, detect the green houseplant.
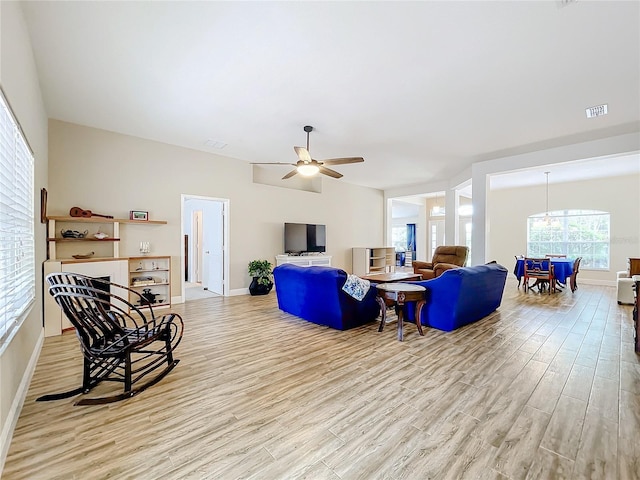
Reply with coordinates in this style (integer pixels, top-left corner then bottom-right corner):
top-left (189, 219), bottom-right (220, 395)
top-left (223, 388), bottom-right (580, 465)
top-left (248, 259), bottom-right (273, 295)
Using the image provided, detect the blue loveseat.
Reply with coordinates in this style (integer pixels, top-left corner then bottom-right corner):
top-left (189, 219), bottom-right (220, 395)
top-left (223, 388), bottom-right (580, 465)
top-left (273, 264), bottom-right (380, 330)
top-left (404, 262), bottom-right (508, 331)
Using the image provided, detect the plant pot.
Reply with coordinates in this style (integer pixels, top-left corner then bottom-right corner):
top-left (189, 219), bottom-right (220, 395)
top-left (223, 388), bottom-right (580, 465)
top-left (249, 277), bottom-right (273, 296)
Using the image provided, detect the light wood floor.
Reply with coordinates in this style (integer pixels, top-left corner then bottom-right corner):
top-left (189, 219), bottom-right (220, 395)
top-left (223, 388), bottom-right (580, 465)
top-left (185, 282), bottom-right (220, 301)
top-left (3, 279), bottom-right (640, 479)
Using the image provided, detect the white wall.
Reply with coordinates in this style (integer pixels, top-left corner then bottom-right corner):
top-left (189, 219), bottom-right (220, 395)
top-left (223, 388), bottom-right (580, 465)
top-left (0, 1), bottom-right (48, 471)
top-left (47, 120), bottom-right (384, 293)
top-left (489, 173), bottom-right (640, 283)
top-left (470, 133), bottom-right (640, 266)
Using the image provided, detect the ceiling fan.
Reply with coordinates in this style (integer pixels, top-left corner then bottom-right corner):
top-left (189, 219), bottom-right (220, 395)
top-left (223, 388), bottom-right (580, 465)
top-left (252, 126), bottom-right (364, 180)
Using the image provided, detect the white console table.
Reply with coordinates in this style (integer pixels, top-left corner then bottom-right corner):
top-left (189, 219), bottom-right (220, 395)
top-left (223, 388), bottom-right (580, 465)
top-left (275, 255), bottom-right (332, 267)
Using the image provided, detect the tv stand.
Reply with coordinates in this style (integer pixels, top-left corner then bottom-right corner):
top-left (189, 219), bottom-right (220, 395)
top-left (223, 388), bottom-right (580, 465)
top-left (275, 254), bottom-right (332, 267)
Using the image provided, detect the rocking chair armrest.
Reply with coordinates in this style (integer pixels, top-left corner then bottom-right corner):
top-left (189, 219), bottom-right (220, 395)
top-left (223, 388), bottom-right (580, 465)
top-left (157, 312), bottom-right (184, 327)
top-left (96, 312), bottom-right (183, 355)
top-left (153, 312), bottom-right (185, 336)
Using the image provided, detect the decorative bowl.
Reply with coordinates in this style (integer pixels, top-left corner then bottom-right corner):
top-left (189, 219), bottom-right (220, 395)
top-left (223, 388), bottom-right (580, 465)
top-left (61, 229), bottom-right (88, 238)
top-left (72, 251), bottom-right (95, 259)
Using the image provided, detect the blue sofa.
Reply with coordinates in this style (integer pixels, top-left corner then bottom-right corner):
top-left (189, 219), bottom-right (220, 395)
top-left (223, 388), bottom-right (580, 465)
top-left (273, 264), bottom-right (380, 330)
top-left (404, 263), bottom-right (508, 331)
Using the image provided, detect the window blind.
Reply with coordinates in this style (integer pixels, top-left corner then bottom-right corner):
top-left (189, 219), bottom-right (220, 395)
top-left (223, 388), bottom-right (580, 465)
top-left (0, 89), bottom-right (35, 344)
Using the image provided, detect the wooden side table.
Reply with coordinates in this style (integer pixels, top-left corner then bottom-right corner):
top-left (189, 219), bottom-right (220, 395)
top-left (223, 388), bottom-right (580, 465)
top-left (375, 283), bottom-right (426, 341)
top-left (360, 272), bottom-right (422, 283)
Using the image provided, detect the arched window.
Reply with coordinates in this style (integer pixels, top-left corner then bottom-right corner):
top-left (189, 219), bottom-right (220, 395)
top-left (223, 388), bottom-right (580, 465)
top-left (527, 210), bottom-right (610, 270)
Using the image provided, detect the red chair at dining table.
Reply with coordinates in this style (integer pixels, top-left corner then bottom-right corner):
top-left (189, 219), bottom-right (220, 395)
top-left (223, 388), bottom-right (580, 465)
top-left (523, 257), bottom-right (556, 294)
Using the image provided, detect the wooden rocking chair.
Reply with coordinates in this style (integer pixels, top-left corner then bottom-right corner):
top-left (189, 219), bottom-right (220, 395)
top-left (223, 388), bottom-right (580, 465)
top-left (39, 272), bottom-right (184, 406)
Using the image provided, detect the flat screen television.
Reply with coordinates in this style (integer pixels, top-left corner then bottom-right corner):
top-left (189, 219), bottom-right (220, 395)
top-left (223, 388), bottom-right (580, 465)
top-left (284, 223), bottom-right (326, 254)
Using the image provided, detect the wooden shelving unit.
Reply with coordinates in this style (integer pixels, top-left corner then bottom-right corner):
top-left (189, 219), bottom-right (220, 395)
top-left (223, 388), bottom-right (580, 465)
top-left (352, 247), bottom-right (396, 276)
top-left (46, 216), bottom-right (166, 261)
top-left (43, 215), bottom-right (171, 336)
top-left (128, 256), bottom-right (171, 310)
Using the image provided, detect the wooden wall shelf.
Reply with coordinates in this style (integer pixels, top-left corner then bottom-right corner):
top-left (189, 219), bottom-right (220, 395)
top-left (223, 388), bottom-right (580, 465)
top-left (46, 216), bottom-right (167, 260)
top-left (47, 216), bottom-right (167, 225)
top-left (48, 237), bottom-right (120, 242)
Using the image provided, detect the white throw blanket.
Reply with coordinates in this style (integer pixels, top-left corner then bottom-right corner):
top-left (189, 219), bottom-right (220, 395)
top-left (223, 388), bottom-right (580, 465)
top-left (342, 274), bottom-right (371, 301)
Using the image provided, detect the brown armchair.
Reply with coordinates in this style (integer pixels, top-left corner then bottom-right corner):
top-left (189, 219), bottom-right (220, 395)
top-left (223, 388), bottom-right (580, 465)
top-left (413, 246), bottom-right (469, 280)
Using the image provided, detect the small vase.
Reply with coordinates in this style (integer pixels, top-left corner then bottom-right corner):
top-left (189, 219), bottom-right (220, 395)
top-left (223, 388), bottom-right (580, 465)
top-left (249, 277), bottom-right (273, 296)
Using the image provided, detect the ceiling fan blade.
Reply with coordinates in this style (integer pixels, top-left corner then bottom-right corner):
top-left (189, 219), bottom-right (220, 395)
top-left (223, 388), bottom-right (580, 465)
top-left (282, 169), bottom-right (298, 180)
top-left (294, 146), bottom-right (312, 162)
top-left (321, 157), bottom-right (365, 166)
top-left (251, 162), bottom-right (296, 165)
top-left (318, 166), bottom-right (343, 179)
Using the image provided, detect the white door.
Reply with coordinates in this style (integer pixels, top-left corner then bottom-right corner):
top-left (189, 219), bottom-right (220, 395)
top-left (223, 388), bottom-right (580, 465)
top-left (203, 201), bottom-right (224, 295)
top-left (182, 195), bottom-right (229, 299)
top-left (428, 220), bottom-right (445, 260)
top-left (192, 210), bottom-right (203, 283)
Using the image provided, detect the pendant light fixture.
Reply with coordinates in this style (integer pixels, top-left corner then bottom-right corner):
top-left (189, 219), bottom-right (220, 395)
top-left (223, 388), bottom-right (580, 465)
top-left (431, 192), bottom-right (445, 216)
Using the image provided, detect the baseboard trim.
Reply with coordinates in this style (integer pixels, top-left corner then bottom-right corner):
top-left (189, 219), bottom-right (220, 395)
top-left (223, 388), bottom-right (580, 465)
top-left (0, 329), bottom-right (44, 476)
top-left (578, 278), bottom-right (616, 287)
top-left (229, 288), bottom-right (249, 296)
top-left (171, 295), bottom-right (184, 304)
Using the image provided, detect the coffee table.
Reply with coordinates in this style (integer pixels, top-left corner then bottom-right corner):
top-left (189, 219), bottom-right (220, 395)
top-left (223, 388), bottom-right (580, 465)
top-left (360, 272), bottom-right (422, 283)
top-left (375, 283), bottom-right (426, 342)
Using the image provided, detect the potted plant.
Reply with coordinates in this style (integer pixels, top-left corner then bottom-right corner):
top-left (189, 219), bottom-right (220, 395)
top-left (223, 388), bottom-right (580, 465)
top-left (248, 259), bottom-right (273, 296)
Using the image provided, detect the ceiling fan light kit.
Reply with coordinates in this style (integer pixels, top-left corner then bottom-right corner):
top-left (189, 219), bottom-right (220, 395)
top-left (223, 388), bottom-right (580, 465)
top-left (251, 125), bottom-right (364, 180)
top-left (297, 163), bottom-right (320, 176)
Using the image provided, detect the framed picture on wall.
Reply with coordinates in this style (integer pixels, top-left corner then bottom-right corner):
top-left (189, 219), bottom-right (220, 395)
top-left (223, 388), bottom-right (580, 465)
top-left (40, 188), bottom-right (47, 223)
top-left (129, 210), bottom-right (148, 221)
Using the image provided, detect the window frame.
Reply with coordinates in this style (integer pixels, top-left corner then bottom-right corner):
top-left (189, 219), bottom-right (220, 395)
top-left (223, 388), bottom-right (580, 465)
top-left (0, 87), bottom-right (36, 348)
top-left (527, 209), bottom-right (610, 270)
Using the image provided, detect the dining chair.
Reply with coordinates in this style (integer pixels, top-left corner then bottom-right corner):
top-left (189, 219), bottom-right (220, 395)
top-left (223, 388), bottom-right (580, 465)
top-left (514, 255), bottom-right (524, 287)
top-left (523, 257), bottom-right (556, 294)
top-left (569, 257), bottom-right (582, 293)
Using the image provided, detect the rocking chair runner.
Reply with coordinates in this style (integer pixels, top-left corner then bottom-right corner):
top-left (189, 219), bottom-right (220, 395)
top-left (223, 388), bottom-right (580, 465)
top-left (40, 272), bottom-right (184, 406)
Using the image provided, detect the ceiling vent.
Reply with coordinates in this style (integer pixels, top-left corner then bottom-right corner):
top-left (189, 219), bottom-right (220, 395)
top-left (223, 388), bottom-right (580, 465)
top-left (585, 104), bottom-right (608, 119)
top-left (556, 0), bottom-right (577, 8)
top-left (204, 139), bottom-right (227, 149)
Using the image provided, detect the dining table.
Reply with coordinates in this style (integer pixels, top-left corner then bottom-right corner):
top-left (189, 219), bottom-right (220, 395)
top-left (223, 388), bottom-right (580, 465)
top-left (514, 257), bottom-right (575, 285)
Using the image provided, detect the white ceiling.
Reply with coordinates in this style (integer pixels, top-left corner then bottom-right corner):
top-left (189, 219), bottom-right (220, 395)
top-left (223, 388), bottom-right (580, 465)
top-left (490, 152), bottom-right (640, 190)
top-left (19, 1), bottom-right (640, 190)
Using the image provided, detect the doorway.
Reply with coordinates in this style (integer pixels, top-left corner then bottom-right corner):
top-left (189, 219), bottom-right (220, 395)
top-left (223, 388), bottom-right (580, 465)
top-left (181, 195), bottom-right (229, 300)
top-left (428, 219), bottom-right (445, 260)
